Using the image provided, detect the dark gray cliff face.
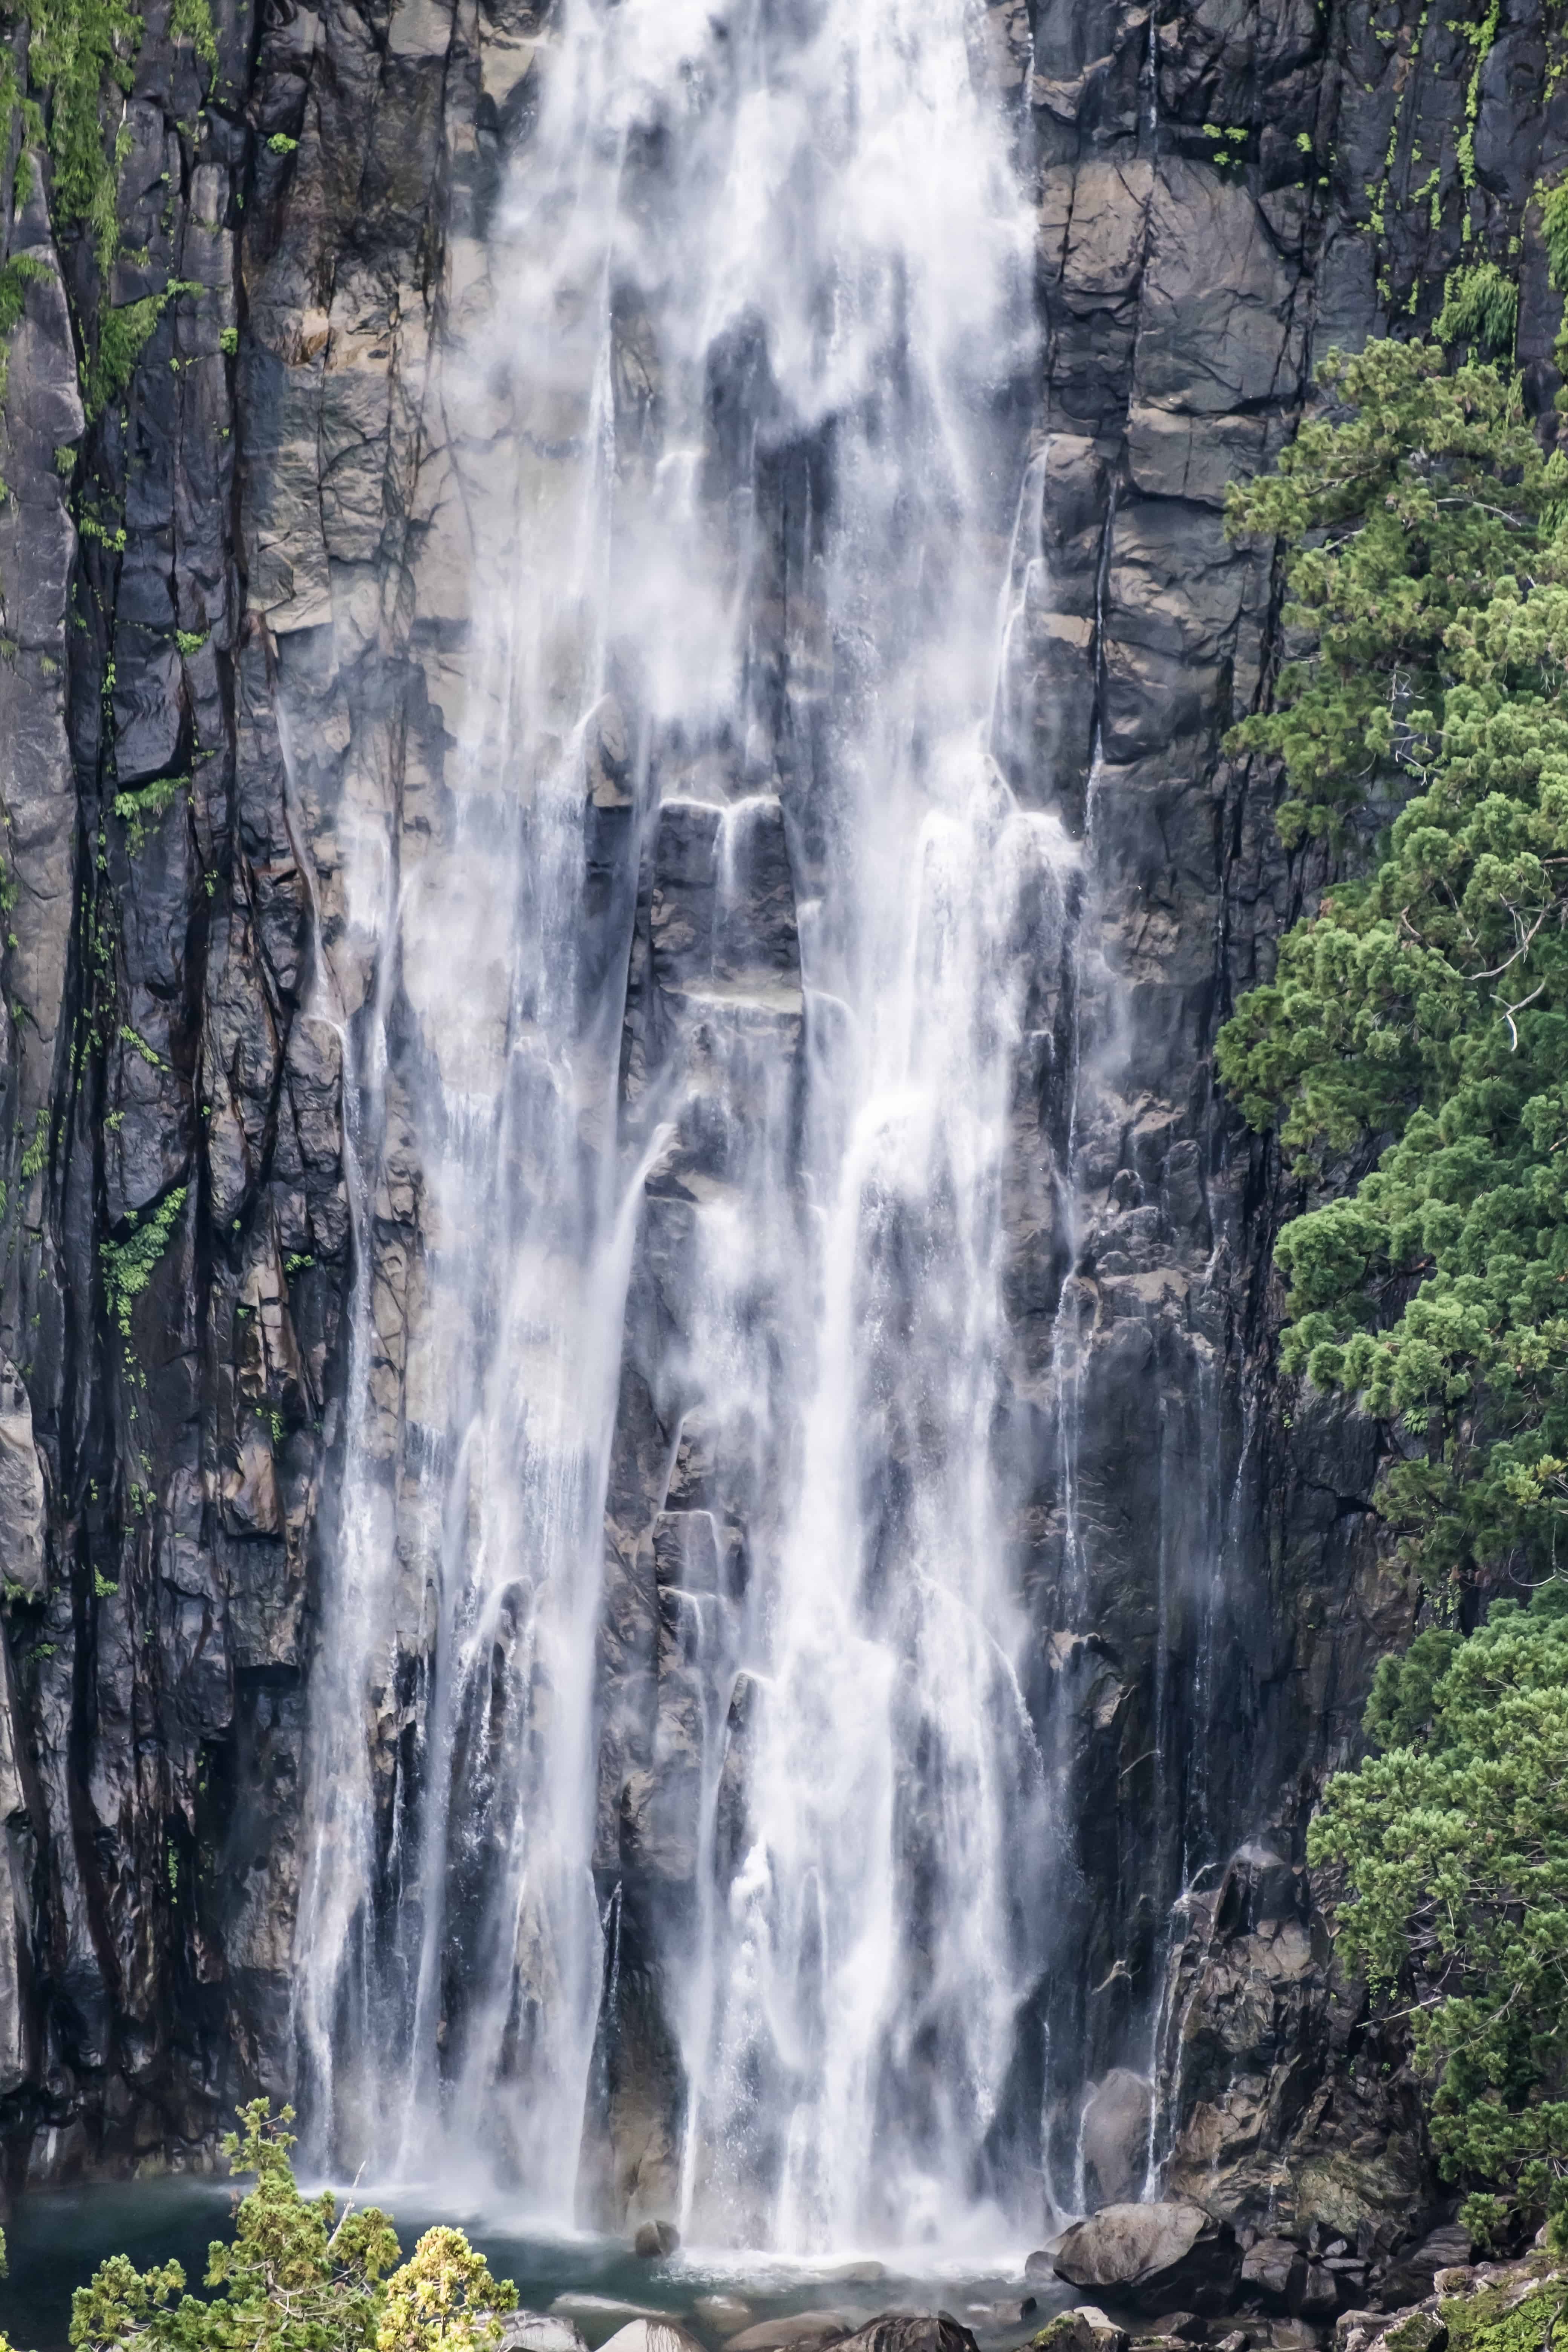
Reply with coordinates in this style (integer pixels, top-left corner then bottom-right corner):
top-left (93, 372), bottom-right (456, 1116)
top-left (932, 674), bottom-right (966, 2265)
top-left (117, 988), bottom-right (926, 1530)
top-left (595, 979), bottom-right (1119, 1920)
top-left (0, 0), bottom-right (1556, 2243)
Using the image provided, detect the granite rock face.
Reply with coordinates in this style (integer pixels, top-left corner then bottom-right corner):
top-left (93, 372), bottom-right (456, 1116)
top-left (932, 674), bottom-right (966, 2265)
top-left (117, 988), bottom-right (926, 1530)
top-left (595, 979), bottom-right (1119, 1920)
top-left (0, 0), bottom-right (1557, 2241)
top-left (1052, 2200), bottom-right (1241, 2311)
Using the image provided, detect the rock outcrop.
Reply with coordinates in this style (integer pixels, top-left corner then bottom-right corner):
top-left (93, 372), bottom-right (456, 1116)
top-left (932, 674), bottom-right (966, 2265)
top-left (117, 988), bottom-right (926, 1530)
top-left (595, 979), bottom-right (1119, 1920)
top-left (1154, 1845), bottom-right (1427, 2238)
top-left (1054, 2203), bottom-right (1242, 2314)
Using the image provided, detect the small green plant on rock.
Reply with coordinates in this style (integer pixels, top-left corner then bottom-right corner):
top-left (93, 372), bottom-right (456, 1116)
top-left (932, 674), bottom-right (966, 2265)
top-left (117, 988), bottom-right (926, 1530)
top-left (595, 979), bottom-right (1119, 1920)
top-left (114, 774), bottom-right (189, 852)
top-left (168, 0), bottom-right (218, 72)
top-left (84, 282), bottom-right (204, 420)
top-left (1434, 260), bottom-right (1518, 355)
top-left (100, 1185), bottom-right (186, 1339)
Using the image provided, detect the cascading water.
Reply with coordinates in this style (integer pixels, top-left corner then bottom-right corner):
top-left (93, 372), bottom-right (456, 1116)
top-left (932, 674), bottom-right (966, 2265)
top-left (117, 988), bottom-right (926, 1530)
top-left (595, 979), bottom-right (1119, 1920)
top-left (289, 0), bottom-right (1083, 2251)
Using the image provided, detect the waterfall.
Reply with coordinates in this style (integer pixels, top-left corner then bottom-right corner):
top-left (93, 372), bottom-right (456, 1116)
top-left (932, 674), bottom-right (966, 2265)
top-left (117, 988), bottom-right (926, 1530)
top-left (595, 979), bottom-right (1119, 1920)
top-left (289, 0), bottom-right (1077, 2250)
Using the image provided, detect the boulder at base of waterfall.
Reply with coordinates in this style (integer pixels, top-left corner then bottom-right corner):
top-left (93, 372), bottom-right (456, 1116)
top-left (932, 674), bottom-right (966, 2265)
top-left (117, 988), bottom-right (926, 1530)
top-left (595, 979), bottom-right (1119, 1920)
top-left (1053, 2203), bottom-right (1241, 2314)
top-left (829, 2318), bottom-right (983, 2352)
top-left (1026, 2247), bottom-right (1068, 2284)
top-left (725, 2316), bottom-right (858, 2352)
top-left (1033, 2306), bottom-right (1129, 2352)
top-left (635, 2220), bottom-right (682, 2260)
top-left (501, 2320), bottom-right (590, 2352)
top-left (600, 2324), bottom-right (707, 2352)
top-left (696, 2303), bottom-right (754, 2338)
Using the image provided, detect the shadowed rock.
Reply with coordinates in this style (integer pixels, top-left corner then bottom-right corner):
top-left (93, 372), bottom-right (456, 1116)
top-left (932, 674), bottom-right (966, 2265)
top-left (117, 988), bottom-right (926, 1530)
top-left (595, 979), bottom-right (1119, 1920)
top-left (1054, 2204), bottom-right (1240, 2313)
top-left (830, 2320), bottom-right (984, 2352)
top-left (724, 2319), bottom-right (857, 2352)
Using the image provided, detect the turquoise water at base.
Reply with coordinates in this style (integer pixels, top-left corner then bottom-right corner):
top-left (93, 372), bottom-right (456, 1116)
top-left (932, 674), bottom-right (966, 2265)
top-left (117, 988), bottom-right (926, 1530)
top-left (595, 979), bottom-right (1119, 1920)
top-left (0, 2181), bottom-right (1069, 2352)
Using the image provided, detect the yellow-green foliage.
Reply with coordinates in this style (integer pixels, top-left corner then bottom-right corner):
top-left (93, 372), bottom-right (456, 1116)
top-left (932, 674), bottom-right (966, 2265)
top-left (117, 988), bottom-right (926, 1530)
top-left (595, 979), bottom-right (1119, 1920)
top-left (1442, 2282), bottom-right (1568, 2352)
top-left (84, 280), bottom-right (202, 418)
top-left (168, 0), bottom-right (217, 72)
top-left (1435, 261), bottom-right (1518, 356)
top-left (100, 1184), bottom-right (185, 1337)
top-left (1543, 182), bottom-right (1568, 385)
top-left (113, 773), bottom-right (188, 852)
top-left (23, 0), bottom-right (144, 268)
top-left (2, 0), bottom-right (216, 276)
top-left (376, 2229), bottom-right (518, 2352)
top-left (58, 2104), bottom-right (518, 2352)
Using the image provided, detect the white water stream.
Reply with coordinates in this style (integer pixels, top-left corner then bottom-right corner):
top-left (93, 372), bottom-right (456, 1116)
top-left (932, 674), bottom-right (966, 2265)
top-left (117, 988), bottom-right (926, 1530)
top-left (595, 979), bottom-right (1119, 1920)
top-left (290, 0), bottom-right (1079, 2253)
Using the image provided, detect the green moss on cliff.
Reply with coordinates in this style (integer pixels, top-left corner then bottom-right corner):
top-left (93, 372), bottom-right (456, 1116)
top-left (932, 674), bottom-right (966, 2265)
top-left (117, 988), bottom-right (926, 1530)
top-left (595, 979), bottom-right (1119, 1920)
top-left (1443, 2281), bottom-right (1568, 2352)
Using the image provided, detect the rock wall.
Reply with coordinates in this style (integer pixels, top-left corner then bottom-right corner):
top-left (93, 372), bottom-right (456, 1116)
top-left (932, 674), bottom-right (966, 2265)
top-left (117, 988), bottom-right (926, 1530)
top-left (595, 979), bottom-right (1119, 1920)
top-left (0, 0), bottom-right (1559, 2230)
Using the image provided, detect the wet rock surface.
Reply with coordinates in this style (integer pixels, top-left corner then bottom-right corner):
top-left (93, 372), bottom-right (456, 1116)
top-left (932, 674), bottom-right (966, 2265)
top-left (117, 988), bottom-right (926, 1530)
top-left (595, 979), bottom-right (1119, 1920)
top-left (0, 0), bottom-right (1557, 2254)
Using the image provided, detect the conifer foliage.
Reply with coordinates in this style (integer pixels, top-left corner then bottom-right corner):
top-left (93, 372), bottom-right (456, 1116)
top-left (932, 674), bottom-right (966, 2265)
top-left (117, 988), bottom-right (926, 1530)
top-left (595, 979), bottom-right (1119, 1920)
top-left (0, 2104), bottom-right (518, 2352)
top-left (1219, 337), bottom-right (1568, 1584)
top-left (1222, 308), bottom-right (1568, 2252)
top-left (1309, 1586), bottom-right (1568, 2250)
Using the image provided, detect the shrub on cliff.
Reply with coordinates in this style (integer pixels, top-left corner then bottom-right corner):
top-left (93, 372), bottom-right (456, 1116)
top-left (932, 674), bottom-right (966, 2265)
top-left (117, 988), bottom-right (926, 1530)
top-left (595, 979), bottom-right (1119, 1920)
top-left (1309, 1583), bottom-right (1568, 2251)
top-left (1219, 312), bottom-right (1568, 2250)
top-left (0, 2103), bottom-right (518, 2352)
top-left (1217, 331), bottom-right (1568, 1588)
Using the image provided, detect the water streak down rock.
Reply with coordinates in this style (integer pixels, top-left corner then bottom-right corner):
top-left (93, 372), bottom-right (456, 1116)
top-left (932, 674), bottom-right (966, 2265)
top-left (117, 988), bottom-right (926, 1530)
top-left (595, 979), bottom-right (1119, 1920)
top-left (0, 0), bottom-right (1560, 2257)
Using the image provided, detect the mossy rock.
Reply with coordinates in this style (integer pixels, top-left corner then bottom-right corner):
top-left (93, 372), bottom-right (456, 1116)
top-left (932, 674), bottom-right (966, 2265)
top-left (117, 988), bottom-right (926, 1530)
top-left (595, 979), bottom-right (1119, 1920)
top-left (1033, 2312), bottom-right (1128, 2352)
top-left (1381, 2315), bottom-right (1447, 2352)
top-left (1441, 2283), bottom-right (1568, 2352)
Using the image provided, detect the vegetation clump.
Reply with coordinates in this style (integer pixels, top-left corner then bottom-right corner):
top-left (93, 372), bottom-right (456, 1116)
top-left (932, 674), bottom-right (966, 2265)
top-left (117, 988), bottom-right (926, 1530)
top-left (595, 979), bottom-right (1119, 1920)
top-left (1218, 332), bottom-right (1568, 1588)
top-left (0, 2103), bottom-right (518, 2352)
top-left (1223, 268), bottom-right (1568, 2256)
top-left (1442, 2278), bottom-right (1568, 2352)
top-left (1310, 1585), bottom-right (1568, 2250)
top-left (100, 1183), bottom-right (185, 1336)
top-left (18, 0), bottom-right (143, 267)
top-left (85, 281), bottom-right (203, 419)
